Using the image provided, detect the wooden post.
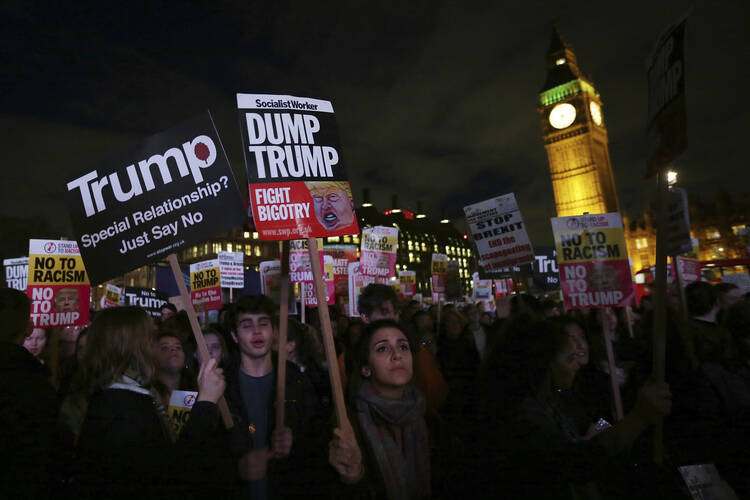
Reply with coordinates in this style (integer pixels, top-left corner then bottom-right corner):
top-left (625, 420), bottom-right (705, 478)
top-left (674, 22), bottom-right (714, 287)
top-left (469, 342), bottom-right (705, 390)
top-left (167, 254), bottom-right (234, 428)
top-left (275, 241), bottom-right (290, 429)
top-left (600, 308), bottom-right (624, 421)
top-left (625, 306), bottom-right (635, 339)
top-left (651, 168), bottom-right (669, 464)
top-left (307, 238), bottom-right (349, 428)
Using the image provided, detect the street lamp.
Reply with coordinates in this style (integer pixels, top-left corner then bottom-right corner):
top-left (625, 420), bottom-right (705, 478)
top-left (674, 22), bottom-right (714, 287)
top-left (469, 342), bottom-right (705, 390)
top-left (666, 170), bottom-right (678, 186)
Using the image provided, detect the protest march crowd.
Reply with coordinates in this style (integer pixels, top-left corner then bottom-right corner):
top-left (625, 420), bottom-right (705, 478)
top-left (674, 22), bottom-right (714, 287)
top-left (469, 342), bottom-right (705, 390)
top-left (2, 278), bottom-right (749, 499)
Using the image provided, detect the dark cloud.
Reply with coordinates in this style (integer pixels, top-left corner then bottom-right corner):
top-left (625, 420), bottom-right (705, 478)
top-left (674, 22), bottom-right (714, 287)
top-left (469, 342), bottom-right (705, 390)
top-left (1, 0), bottom-right (747, 249)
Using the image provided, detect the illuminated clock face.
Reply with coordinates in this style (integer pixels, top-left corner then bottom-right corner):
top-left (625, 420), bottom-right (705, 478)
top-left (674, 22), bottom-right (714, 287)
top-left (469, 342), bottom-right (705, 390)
top-left (590, 101), bottom-right (602, 126)
top-left (549, 103), bottom-right (576, 129)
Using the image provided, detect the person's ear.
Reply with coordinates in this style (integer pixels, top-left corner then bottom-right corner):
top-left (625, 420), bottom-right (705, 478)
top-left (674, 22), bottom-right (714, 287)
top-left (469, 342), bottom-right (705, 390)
top-left (361, 365), bottom-right (371, 378)
top-left (230, 330), bottom-right (239, 344)
top-left (286, 340), bottom-right (296, 354)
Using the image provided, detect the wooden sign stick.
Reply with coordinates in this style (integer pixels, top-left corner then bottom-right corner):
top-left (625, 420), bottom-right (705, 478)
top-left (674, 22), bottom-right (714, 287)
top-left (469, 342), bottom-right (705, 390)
top-left (651, 168), bottom-right (669, 464)
top-left (275, 240), bottom-right (291, 430)
top-left (600, 308), bottom-right (624, 421)
top-left (167, 254), bottom-right (233, 428)
top-left (307, 238), bottom-right (349, 428)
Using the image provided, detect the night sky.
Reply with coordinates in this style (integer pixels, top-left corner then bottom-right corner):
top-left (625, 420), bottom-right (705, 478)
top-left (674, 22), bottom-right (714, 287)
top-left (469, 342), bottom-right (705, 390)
top-left (2, 0), bottom-right (748, 249)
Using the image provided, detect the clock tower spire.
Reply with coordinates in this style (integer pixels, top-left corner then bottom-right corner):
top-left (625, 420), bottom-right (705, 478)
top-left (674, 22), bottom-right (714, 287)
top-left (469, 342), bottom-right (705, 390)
top-left (539, 29), bottom-right (620, 217)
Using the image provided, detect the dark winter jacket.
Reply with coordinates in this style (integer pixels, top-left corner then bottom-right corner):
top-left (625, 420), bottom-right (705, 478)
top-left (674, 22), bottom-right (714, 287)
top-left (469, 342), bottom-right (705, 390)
top-left (0, 341), bottom-right (58, 498)
top-left (224, 354), bottom-right (334, 498)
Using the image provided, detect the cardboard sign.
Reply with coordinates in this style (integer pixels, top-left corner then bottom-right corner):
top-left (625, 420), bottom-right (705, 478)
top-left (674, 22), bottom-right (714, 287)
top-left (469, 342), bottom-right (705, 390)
top-left (288, 239), bottom-right (324, 283)
top-left (190, 259), bottom-right (222, 311)
top-left (646, 18), bottom-right (687, 177)
top-left (217, 251), bottom-right (244, 289)
top-left (472, 273), bottom-right (493, 301)
top-left (27, 239), bottom-right (90, 327)
top-left (168, 390), bottom-right (198, 437)
top-left (464, 193), bottom-right (535, 271)
top-left (551, 213), bottom-right (635, 310)
top-left (237, 93), bottom-right (359, 240)
top-left (431, 253), bottom-right (448, 296)
top-left (360, 226), bottom-right (398, 278)
top-left (102, 284), bottom-right (121, 309)
top-left (721, 273), bottom-right (750, 295)
top-left (122, 287), bottom-right (169, 318)
top-left (530, 247), bottom-right (561, 291)
top-left (299, 255), bottom-right (335, 307)
top-left (4, 256), bottom-right (28, 291)
top-left (348, 261), bottom-right (375, 317)
top-left (65, 112), bottom-right (246, 284)
top-left (258, 260), bottom-right (298, 313)
top-left (323, 244), bottom-right (358, 299)
top-left (675, 257), bottom-right (702, 284)
top-left (399, 270), bottom-right (417, 297)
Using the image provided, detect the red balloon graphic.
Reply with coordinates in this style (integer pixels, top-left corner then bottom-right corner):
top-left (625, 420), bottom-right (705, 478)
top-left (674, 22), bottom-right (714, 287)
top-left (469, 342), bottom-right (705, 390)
top-left (194, 142), bottom-right (210, 163)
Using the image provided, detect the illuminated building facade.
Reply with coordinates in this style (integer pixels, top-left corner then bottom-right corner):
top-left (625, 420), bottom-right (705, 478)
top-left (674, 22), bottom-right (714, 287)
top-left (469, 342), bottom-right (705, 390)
top-left (538, 29), bottom-right (620, 217)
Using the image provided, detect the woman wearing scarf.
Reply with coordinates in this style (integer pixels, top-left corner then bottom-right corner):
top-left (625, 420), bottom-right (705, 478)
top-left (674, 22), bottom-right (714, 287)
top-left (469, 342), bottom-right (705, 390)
top-left (329, 319), bottom-right (460, 499)
top-left (70, 307), bottom-right (227, 499)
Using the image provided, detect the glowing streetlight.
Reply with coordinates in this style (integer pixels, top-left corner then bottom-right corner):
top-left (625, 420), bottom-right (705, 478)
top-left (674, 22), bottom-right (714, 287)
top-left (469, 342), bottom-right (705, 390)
top-left (666, 170), bottom-right (678, 186)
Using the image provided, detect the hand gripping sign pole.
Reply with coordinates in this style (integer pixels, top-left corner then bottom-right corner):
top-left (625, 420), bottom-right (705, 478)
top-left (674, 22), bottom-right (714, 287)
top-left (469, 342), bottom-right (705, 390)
top-left (307, 238), bottom-right (349, 428)
top-left (275, 240), bottom-right (291, 430)
top-left (168, 254), bottom-right (234, 428)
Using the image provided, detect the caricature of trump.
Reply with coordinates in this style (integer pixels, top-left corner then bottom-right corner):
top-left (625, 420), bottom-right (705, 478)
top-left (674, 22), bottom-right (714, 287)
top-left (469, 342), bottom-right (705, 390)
top-left (305, 181), bottom-right (355, 231)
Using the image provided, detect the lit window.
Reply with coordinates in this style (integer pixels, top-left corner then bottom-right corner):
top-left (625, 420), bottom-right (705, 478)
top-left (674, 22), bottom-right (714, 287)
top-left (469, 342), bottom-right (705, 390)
top-left (245, 247), bottom-right (252, 256)
top-left (227, 243), bottom-right (233, 252)
top-left (408, 241), bottom-right (413, 251)
top-left (255, 246), bottom-right (262, 257)
top-left (705, 228), bottom-right (721, 240)
top-left (635, 238), bottom-right (648, 250)
top-left (555, 57), bottom-right (566, 66)
top-left (343, 236), bottom-right (351, 243)
top-left (213, 243), bottom-right (221, 253)
top-left (409, 252), bottom-right (414, 263)
top-left (252, 232), bottom-right (259, 239)
top-left (434, 244), bottom-right (439, 253)
top-left (243, 231), bottom-right (250, 239)
top-left (731, 224), bottom-right (746, 236)
top-left (329, 236), bottom-right (340, 242)
top-left (353, 235), bottom-right (360, 244)
top-left (192, 246), bottom-right (198, 257)
top-left (421, 242), bottom-right (427, 252)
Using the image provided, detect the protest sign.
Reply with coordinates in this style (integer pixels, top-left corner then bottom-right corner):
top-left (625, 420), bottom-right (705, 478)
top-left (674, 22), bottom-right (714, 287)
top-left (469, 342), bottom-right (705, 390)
top-left (348, 261), bottom-right (376, 317)
top-left (168, 390), bottom-right (198, 437)
top-left (360, 226), bottom-right (398, 278)
top-left (552, 213), bottom-right (635, 310)
top-left (472, 273), bottom-right (493, 302)
top-left (4, 257), bottom-right (28, 291)
top-left (27, 239), bottom-right (90, 327)
top-left (530, 247), bottom-right (561, 292)
top-left (646, 18), bottom-right (687, 177)
top-left (190, 259), bottom-right (222, 311)
top-left (287, 240), bottom-right (333, 307)
top-left (494, 278), bottom-right (514, 296)
top-left (65, 112), bottom-right (246, 284)
top-left (464, 193), bottom-right (535, 271)
top-left (237, 93), bottom-right (359, 240)
top-left (675, 257), bottom-right (701, 284)
top-left (299, 256), bottom-right (335, 307)
top-left (101, 284), bottom-right (121, 309)
top-left (721, 273), bottom-right (750, 295)
top-left (217, 251), bottom-right (244, 289)
top-left (122, 286), bottom-right (169, 318)
top-left (666, 188), bottom-right (692, 255)
top-left (431, 253), bottom-right (448, 300)
top-left (260, 260), bottom-right (282, 301)
top-left (399, 270), bottom-right (417, 297)
top-left (323, 244), bottom-right (358, 299)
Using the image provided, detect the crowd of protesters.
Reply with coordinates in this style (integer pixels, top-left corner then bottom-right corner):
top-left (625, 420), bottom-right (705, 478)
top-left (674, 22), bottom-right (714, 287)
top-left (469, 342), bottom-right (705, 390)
top-left (2, 279), bottom-right (749, 499)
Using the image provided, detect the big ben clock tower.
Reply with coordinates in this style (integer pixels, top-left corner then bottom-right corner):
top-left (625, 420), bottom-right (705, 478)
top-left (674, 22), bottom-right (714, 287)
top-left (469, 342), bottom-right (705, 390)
top-left (539, 29), bottom-right (620, 217)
